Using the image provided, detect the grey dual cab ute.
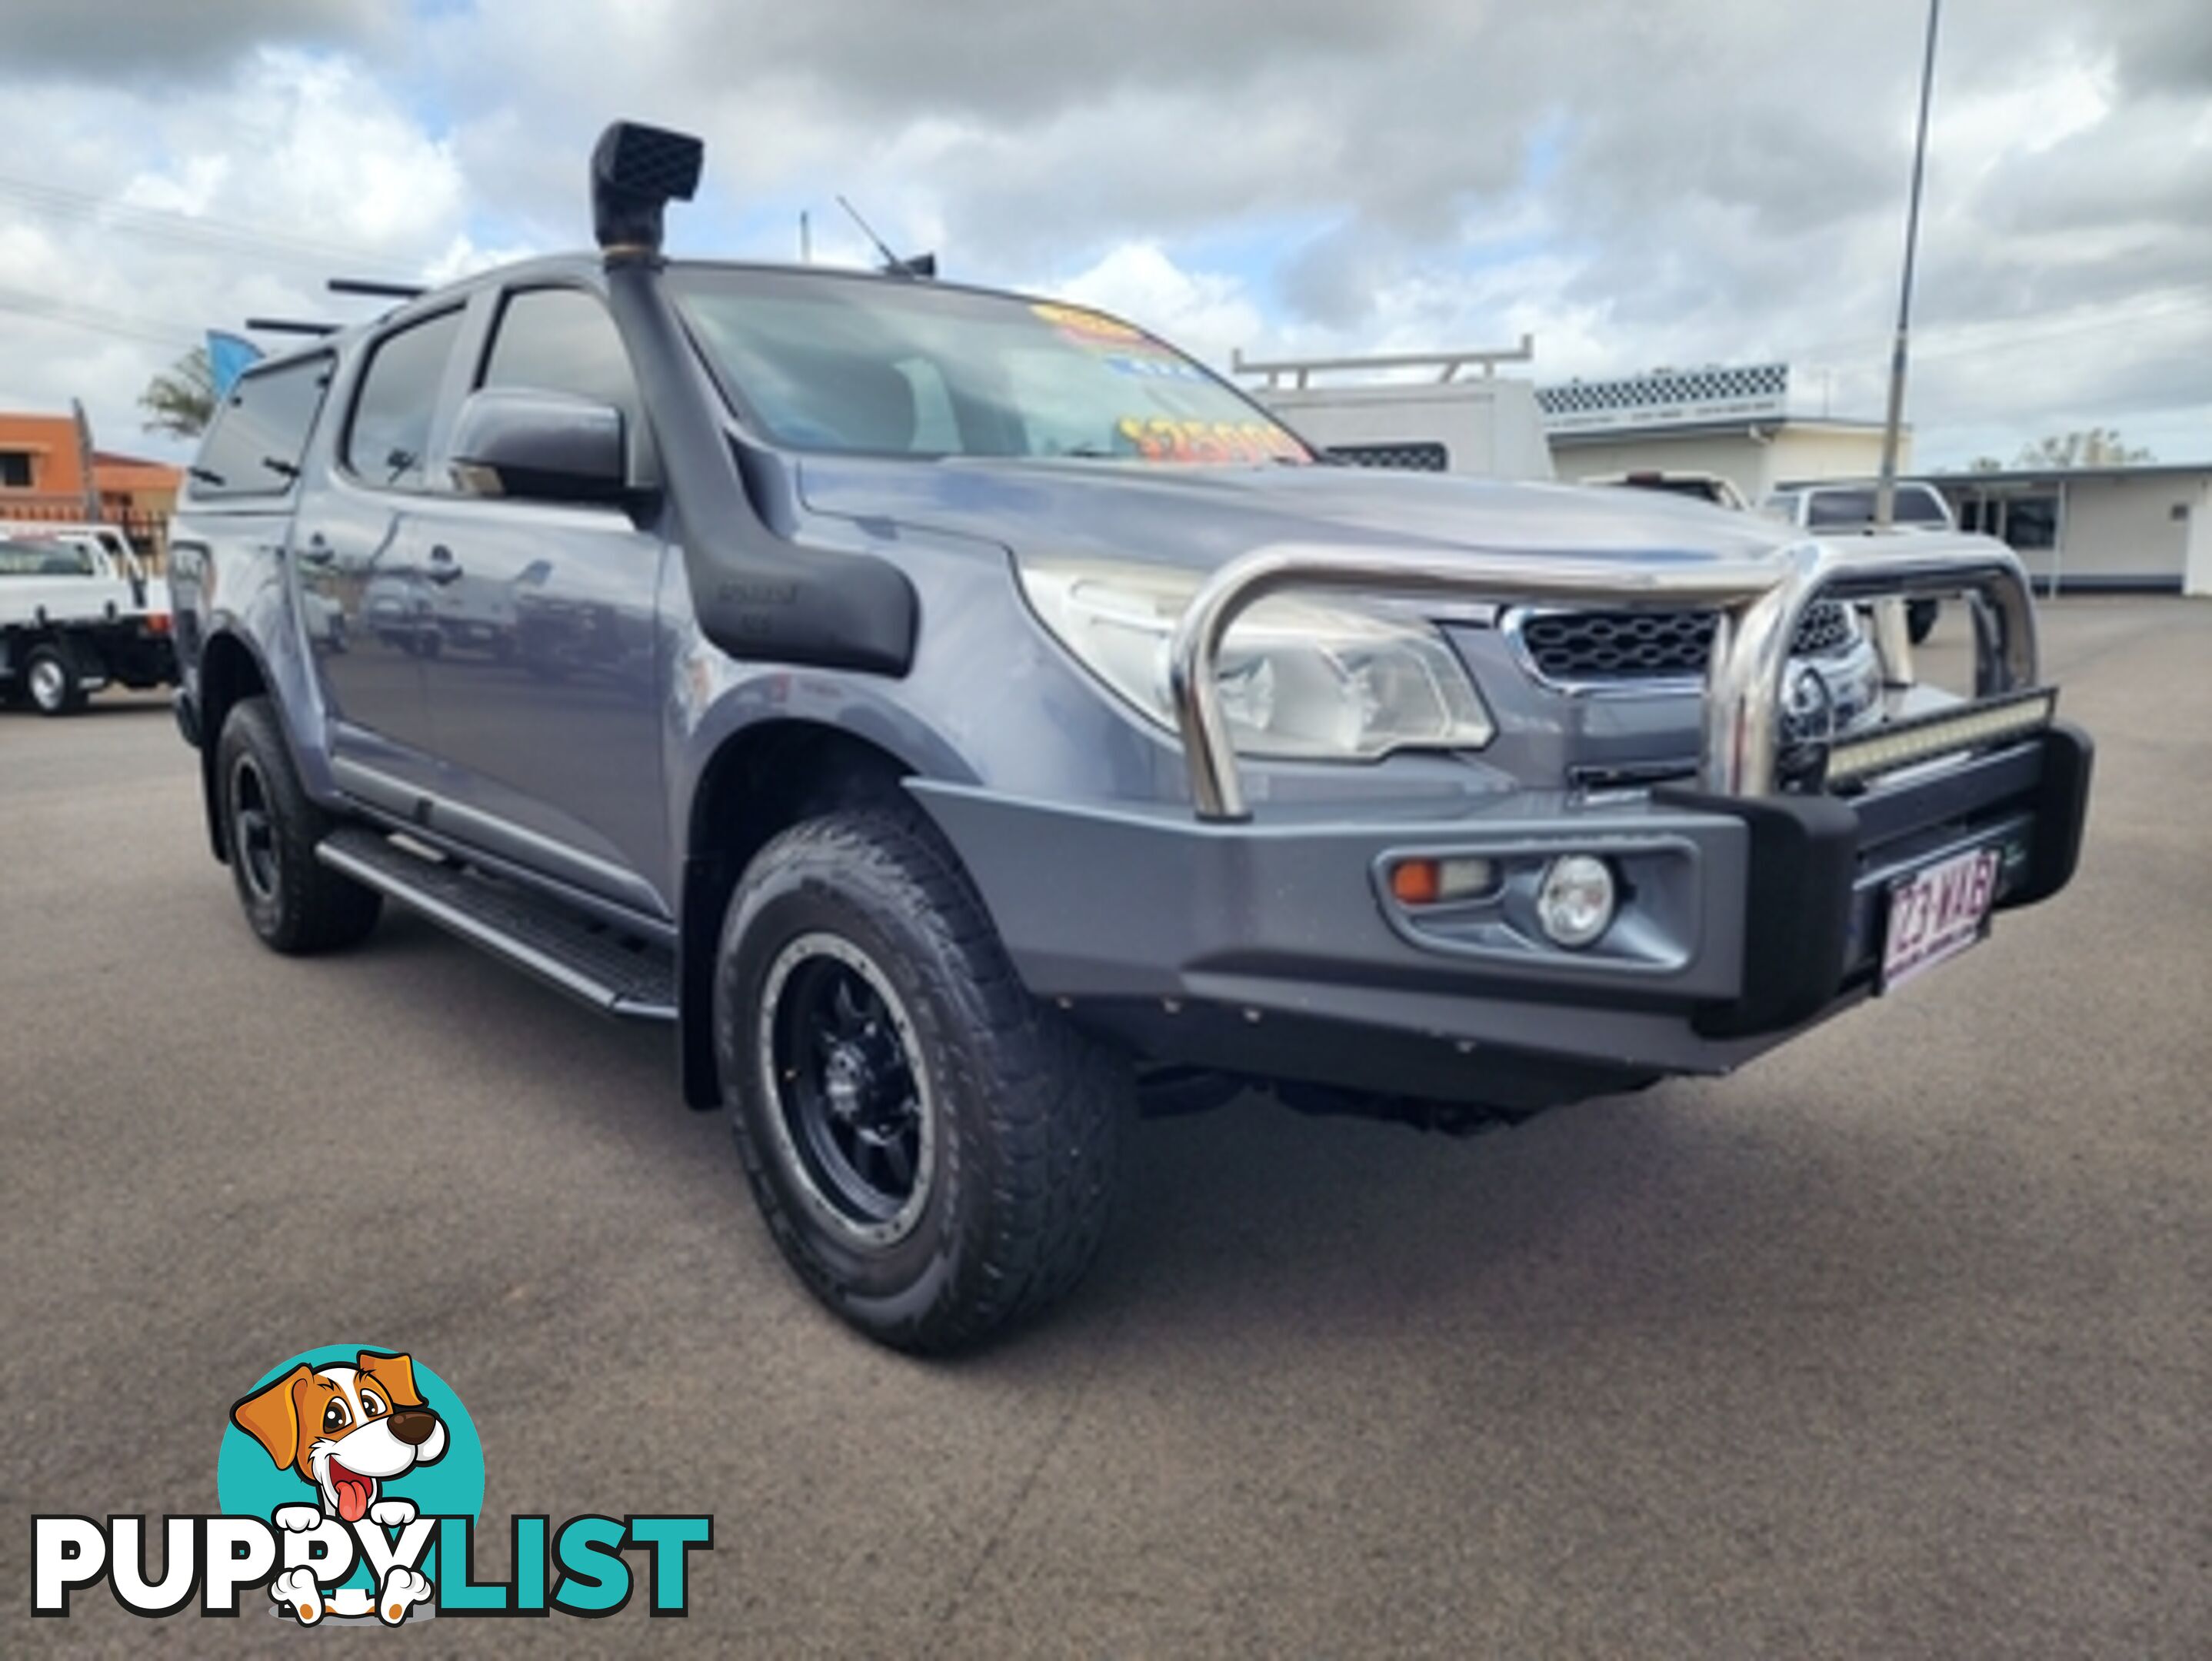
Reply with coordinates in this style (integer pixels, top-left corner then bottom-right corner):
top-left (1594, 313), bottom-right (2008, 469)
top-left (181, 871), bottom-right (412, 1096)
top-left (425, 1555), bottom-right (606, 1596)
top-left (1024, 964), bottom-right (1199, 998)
top-left (168, 123), bottom-right (2091, 1352)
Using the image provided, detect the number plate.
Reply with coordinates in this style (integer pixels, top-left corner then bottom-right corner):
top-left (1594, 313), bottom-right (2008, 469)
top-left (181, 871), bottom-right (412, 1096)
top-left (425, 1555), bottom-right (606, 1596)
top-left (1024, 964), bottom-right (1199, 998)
top-left (1881, 846), bottom-right (2000, 991)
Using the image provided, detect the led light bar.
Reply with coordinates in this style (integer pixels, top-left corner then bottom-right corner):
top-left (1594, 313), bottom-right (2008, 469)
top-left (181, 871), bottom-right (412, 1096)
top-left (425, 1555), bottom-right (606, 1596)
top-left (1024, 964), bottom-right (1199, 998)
top-left (1824, 687), bottom-right (2058, 787)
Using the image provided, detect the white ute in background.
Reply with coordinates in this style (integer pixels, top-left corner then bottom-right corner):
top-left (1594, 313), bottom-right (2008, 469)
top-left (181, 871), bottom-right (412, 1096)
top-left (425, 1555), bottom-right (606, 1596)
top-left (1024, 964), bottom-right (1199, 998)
top-left (0, 524), bottom-right (178, 715)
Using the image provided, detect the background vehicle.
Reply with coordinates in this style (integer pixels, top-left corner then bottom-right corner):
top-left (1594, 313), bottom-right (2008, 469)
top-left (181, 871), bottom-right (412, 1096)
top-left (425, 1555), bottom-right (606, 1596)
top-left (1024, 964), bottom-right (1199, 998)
top-left (1237, 345), bottom-right (1556, 481)
top-left (1760, 481), bottom-right (1961, 641)
top-left (165, 123), bottom-right (2090, 1352)
top-left (1584, 469), bottom-right (1751, 511)
top-left (0, 519), bottom-right (145, 572)
top-left (0, 531), bottom-right (175, 714)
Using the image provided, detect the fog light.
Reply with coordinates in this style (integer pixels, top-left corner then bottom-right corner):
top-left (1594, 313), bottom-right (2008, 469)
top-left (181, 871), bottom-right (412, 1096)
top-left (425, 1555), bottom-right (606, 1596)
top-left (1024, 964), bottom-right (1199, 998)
top-left (1536, 855), bottom-right (1616, 947)
top-left (1389, 856), bottom-right (1497, 907)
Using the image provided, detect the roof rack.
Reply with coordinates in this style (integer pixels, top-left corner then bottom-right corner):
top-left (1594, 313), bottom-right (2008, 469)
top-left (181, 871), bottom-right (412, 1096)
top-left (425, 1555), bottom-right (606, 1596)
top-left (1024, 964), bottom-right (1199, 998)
top-left (328, 278), bottom-right (426, 301)
top-left (1231, 338), bottom-right (1536, 390)
top-left (244, 317), bottom-right (340, 337)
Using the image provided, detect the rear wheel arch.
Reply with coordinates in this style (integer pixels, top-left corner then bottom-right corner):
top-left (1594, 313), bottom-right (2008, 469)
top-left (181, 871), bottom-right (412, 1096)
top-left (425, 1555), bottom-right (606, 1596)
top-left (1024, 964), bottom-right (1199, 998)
top-left (197, 631), bottom-right (272, 861)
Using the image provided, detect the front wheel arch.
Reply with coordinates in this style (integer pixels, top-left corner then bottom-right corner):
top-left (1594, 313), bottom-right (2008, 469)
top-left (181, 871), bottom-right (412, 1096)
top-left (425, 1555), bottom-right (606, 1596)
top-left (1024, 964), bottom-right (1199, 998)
top-left (678, 721), bottom-right (927, 1110)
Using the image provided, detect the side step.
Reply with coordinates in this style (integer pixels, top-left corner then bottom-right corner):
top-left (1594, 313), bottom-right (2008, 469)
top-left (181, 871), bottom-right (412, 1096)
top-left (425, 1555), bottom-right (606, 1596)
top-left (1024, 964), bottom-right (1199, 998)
top-left (316, 827), bottom-right (677, 1021)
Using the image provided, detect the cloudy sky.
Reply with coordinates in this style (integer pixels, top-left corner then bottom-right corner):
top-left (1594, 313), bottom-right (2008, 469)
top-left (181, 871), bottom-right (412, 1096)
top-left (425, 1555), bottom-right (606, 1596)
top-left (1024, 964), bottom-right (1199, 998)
top-left (2, 0), bottom-right (2207, 470)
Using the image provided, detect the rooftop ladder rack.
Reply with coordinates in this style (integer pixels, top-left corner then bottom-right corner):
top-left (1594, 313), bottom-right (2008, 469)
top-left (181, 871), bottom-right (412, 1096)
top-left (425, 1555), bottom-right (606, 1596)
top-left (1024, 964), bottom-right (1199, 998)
top-left (1232, 339), bottom-right (1537, 389)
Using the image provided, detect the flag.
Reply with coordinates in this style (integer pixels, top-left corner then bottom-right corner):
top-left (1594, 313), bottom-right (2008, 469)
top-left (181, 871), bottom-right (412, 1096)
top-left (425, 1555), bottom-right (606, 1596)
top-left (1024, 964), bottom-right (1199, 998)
top-left (206, 331), bottom-right (264, 399)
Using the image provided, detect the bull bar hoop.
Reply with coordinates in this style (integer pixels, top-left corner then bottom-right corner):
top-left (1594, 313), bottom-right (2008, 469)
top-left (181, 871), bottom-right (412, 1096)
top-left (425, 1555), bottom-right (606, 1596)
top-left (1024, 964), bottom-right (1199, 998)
top-left (1166, 538), bottom-right (2040, 821)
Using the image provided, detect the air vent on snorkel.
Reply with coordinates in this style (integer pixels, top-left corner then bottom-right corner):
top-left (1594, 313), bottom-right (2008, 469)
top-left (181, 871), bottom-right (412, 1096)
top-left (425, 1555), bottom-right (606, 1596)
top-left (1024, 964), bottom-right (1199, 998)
top-left (591, 121), bottom-right (704, 256)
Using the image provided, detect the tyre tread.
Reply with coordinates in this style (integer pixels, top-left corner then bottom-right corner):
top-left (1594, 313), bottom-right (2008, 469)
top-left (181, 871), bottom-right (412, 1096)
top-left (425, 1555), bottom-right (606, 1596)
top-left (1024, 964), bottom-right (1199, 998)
top-left (720, 807), bottom-right (1125, 1353)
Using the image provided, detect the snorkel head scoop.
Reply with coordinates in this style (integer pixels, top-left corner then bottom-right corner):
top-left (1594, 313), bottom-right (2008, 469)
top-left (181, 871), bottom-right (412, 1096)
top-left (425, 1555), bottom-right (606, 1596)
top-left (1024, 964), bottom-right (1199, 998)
top-left (591, 121), bottom-right (702, 259)
top-left (590, 119), bottom-right (916, 677)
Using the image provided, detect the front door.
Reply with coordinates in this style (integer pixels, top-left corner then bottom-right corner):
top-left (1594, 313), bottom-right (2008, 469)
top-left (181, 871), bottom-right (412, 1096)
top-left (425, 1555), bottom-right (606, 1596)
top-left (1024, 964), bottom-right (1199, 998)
top-left (407, 284), bottom-right (671, 916)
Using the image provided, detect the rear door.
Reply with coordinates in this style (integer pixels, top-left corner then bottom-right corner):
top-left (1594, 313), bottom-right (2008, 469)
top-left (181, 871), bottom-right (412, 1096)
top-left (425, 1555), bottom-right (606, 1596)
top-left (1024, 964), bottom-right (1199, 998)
top-left (292, 304), bottom-right (471, 790)
top-left (403, 283), bottom-right (671, 915)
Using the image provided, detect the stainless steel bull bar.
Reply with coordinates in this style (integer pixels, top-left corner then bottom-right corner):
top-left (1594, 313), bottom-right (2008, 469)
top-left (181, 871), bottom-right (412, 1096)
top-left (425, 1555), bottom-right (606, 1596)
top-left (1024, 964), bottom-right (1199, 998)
top-left (1167, 538), bottom-right (2040, 821)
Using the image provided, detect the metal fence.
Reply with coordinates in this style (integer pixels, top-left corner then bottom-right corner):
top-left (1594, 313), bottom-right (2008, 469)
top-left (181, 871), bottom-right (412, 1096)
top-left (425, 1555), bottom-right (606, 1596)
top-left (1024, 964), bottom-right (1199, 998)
top-left (0, 500), bottom-right (172, 569)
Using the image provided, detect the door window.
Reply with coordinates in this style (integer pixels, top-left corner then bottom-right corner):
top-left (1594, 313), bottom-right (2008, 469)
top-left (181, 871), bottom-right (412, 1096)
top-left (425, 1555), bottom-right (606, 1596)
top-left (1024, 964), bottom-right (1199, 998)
top-left (2001, 494), bottom-right (2060, 551)
top-left (345, 309), bottom-right (466, 491)
top-left (189, 355), bottom-right (333, 498)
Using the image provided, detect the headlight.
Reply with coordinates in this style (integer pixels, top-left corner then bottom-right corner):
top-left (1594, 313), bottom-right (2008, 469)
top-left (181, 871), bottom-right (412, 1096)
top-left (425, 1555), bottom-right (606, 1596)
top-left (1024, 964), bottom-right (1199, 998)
top-left (1017, 557), bottom-right (1494, 761)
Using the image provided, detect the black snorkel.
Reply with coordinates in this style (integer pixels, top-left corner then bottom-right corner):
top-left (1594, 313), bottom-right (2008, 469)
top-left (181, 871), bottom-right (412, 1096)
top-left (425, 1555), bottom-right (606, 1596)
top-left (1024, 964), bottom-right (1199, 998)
top-left (592, 121), bottom-right (916, 675)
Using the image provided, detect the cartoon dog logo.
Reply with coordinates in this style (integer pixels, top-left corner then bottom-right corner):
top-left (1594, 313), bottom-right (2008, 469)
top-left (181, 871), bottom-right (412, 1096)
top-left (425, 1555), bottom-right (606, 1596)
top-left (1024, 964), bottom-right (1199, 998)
top-left (230, 1350), bottom-right (446, 1624)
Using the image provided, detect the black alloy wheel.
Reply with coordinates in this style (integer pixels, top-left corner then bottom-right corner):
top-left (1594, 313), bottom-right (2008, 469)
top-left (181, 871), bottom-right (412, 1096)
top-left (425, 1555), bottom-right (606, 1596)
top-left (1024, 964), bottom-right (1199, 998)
top-left (761, 932), bottom-right (935, 1246)
top-left (228, 752), bottom-right (281, 907)
top-left (215, 696), bottom-right (382, 954)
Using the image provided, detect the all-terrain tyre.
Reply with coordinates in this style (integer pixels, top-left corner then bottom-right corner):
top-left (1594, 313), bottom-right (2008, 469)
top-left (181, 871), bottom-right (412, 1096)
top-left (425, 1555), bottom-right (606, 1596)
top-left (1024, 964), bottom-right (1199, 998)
top-left (716, 808), bottom-right (1128, 1353)
top-left (216, 696), bottom-right (382, 954)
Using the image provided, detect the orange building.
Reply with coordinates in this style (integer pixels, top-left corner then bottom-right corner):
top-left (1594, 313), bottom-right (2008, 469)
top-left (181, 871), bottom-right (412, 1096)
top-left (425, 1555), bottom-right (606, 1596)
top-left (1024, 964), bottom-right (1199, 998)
top-left (0, 410), bottom-right (183, 566)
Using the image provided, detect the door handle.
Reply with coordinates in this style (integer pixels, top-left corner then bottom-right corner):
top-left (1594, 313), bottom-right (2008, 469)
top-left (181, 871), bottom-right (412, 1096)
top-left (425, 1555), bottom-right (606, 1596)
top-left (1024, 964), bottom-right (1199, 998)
top-left (424, 544), bottom-right (463, 585)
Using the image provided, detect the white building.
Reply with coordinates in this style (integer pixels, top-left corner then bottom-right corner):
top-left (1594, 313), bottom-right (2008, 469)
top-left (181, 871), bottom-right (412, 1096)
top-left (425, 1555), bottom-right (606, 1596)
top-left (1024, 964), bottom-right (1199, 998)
top-left (1539, 364), bottom-right (1907, 503)
top-left (1925, 464), bottom-right (2212, 594)
top-left (1248, 350), bottom-right (2210, 595)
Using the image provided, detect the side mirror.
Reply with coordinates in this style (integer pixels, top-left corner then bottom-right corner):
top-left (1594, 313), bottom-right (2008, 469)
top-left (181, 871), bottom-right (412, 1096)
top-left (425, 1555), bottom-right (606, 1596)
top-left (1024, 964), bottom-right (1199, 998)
top-left (448, 388), bottom-right (628, 504)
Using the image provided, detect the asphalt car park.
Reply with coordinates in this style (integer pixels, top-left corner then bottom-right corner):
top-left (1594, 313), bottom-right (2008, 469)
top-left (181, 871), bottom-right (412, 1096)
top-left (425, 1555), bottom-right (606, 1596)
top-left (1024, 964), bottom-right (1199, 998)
top-left (4, 597), bottom-right (2206, 1656)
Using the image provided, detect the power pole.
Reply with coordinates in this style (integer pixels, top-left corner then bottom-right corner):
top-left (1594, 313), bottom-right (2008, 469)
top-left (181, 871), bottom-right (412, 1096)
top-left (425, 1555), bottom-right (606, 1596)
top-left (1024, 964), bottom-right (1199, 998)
top-left (71, 398), bottom-right (101, 521)
top-left (1874, 0), bottom-right (1942, 530)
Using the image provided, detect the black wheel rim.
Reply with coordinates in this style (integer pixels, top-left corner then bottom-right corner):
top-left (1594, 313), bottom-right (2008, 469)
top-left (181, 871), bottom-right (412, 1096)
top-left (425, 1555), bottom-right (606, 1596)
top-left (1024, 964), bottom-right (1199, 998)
top-left (758, 933), bottom-right (934, 1247)
top-left (230, 756), bottom-right (280, 904)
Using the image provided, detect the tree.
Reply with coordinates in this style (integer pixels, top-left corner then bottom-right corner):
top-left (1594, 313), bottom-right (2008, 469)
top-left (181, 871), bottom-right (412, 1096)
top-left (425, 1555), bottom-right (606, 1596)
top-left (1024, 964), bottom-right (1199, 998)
top-left (2014, 428), bottom-right (2154, 469)
top-left (139, 346), bottom-right (217, 439)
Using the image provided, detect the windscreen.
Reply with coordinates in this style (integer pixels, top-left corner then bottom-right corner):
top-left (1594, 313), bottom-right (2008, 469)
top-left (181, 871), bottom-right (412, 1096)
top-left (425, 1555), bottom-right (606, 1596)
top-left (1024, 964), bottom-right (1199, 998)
top-left (669, 268), bottom-right (1309, 466)
top-left (0, 538), bottom-right (95, 577)
top-left (1806, 484), bottom-right (1949, 527)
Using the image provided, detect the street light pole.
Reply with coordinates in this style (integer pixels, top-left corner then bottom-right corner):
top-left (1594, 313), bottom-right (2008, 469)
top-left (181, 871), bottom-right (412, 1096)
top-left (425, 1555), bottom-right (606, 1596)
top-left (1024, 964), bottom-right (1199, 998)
top-left (1875, 0), bottom-right (1943, 530)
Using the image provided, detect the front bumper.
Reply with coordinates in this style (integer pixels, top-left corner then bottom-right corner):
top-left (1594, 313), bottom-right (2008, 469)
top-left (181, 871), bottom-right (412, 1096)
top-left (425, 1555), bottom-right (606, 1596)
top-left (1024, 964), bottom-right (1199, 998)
top-left (910, 722), bottom-right (2091, 1098)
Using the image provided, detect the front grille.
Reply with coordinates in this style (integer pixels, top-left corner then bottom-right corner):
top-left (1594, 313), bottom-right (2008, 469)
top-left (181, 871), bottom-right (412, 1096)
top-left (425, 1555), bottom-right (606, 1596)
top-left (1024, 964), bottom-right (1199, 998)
top-left (1790, 599), bottom-right (1854, 655)
top-left (1326, 441), bottom-right (1450, 472)
top-left (1517, 600), bottom-right (1854, 683)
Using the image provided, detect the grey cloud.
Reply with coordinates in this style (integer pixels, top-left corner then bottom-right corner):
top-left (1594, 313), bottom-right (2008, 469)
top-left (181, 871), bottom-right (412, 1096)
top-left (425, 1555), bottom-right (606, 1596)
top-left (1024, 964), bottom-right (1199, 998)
top-left (2107, 0), bottom-right (2212, 95)
top-left (1975, 99), bottom-right (2212, 242)
top-left (1278, 225), bottom-right (1394, 331)
top-left (3, 0), bottom-right (2207, 465)
top-left (689, 0), bottom-right (1472, 126)
top-left (0, 0), bottom-right (384, 78)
